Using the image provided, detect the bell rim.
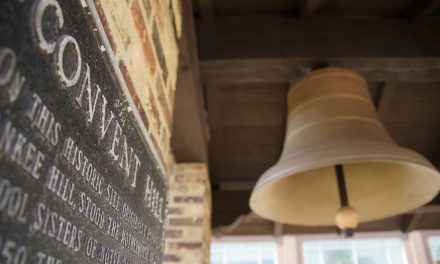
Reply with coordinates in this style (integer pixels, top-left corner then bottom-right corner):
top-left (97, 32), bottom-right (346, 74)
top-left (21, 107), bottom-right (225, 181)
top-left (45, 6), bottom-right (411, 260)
top-left (253, 148), bottom-right (439, 191)
top-left (250, 151), bottom-right (440, 226)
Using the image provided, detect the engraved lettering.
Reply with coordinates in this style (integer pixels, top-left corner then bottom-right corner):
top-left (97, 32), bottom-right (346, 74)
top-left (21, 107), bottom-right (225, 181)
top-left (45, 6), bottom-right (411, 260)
top-left (36, 252), bottom-right (62, 264)
top-left (143, 174), bottom-right (164, 223)
top-left (104, 184), bottom-right (121, 211)
top-left (75, 64), bottom-right (101, 123)
top-left (106, 217), bottom-right (120, 240)
top-left (45, 166), bottom-right (75, 208)
top-left (30, 0), bottom-right (152, 192)
top-left (7, 69), bottom-right (26, 104)
top-left (120, 228), bottom-right (150, 261)
top-left (131, 154), bottom-right (141, 188)
top-left (25, 93), bottom-right (61, 146)
top-left (99, 94), bottom-right (114, 140)
top-left (117, 136), bottom-right (133, 178)
top-left (85, 236), bottom-right (98, 259)
top-left (109, 121), bottom-right (122, 161)
top-left (0, 118), bottom-right (45, 179)
top-left (56, 34), bottom-right (81, 87)
top-left (0, 48), bottom-right (16, 86)
top-left (78, 191), bottom-right (104, 228)
top-left (32, 203), bottom-right (82, 251)
top-left (0, 48), bottom-right (25, 103)
top-left (62, 137), bottom-right (103, 195)
top-left (97, 244), bottom-right (120, 264)
top-left (24, 92), bottom-right (40, 120)
top-left (0, 178), bottom-right (28, 223)
top-left (61, 137), bottom-right (74, 161)
top-left (0, 238), bottom-right (27, 264)
top-left (31, 0), bottom-right (64, 54)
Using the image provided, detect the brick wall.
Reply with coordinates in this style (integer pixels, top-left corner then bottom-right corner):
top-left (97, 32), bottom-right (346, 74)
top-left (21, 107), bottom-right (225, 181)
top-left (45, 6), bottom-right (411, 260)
top-left (94, 0), bottom-right (181, 169)
top-left (164, 164), bottom-right (212, 264)
top-left (95, 1), bottom-right (212, 263)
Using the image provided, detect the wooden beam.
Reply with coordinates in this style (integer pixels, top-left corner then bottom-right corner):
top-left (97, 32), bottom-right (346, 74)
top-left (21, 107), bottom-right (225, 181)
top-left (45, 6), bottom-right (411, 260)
top-left (299, 0), bottom-right (321, 18)
top-left (200, 57), bottom-right (440, 83)
top-left (377, 82), bottom-right (397, 121)
top-left (399, 204), bottom-right (440, 233)
top-left (196, 17), bottom-right (440, 60)
top-left (219, 181), bottom-right (256, 191)
top-left (273, 222), bottom-right (283, 238)
top-left (401, 0), bottom-right (440, 19)
top-left (196, 17), bottom-right (440, 83)
top-left (401, 214), bottom-right (423, 233)
top-left (412, 204), bottom-right (440, 214)
top-left (171, 0), bottom-right (209, 162)
top-left (196, 0), bottom-right (215, 21)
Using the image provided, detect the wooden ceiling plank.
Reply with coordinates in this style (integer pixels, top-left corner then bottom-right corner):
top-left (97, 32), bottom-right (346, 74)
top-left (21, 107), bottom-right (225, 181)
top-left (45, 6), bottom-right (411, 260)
top-left (273, 222), bottom-right (284, 238)
top-left (196, 17), bottom-right (440, 60)
top-left (200, 57), bottom-right (440, 83)
top-left (412, 204), bottom-right (440, 214)
top-left (197, 17), bottom-right (440, 82)
top-left (299, 0), bottom-right (321, 18)
top-left (377, 82), bottom-right (397, 122)
top-left (401, 0), bottom-right (440, 19)
top-left (400, 214), bottom-right (423, 233)
top-left (196, 0), bottom-right (215, 21)
top-left (219, 181), bottom-right (256, 191)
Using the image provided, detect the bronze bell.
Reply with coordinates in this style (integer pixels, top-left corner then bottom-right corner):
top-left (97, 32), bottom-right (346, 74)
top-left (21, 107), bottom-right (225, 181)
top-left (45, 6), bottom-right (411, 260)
top-left (249, 67), bottom-right (440, 232)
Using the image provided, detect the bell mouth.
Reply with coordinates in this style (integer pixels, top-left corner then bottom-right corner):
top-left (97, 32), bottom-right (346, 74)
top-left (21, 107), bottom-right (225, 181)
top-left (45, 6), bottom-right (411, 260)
top-left (250, 157), bottom-right (440, 226)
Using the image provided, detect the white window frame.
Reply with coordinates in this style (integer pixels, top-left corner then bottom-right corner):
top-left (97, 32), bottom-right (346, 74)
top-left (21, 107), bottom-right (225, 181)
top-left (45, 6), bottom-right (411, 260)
top-left (211, 235), bottom-right (281, 264)
top-left (294, 231), bottom-right (415, 264)
top-left (420, 230), bottom-right (440, 264)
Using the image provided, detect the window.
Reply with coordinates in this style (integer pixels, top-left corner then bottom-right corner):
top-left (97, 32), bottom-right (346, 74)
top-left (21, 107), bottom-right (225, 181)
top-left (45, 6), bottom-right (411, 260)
top-left (428, 236), bottom-right (440, 263)
top-left (302, 238), bottom-right (407, 264)
top-left (211, 241), bottom-right (278, 264)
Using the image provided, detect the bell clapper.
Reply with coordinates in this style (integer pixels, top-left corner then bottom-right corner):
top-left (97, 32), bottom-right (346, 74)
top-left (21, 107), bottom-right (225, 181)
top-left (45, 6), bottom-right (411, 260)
top-left (335, 164), bottom-right (359, 237)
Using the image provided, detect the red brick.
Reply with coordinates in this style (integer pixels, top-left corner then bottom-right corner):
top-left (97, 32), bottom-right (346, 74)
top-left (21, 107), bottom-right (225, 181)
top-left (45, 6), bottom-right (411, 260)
top-left (165, 229), bottom-right (183, 238)
top-left (150, 95), bottom-right (161, 133)
top-left (174, 174), bottom-right (207, 184)
top-left (155, 75), bottom-right (171, 130)
top-left (151, 21), bottom-right (168, 82)
top-left (176, 242), bottom-right (203, 250)
top-left (94, 0), bottom-right (117, 53)
top-left (131, 0), bottom-right (157, 76)
top-left (168, 207), bottom-right (184, 215)
top-left (174, 196), bottom-right (204, 203)
top-left (164, 254), bottom-right (181, 262)
top-left (118, 60), bottom-right (150, 129)
top-left (169, 217), bottom-right (203, 227)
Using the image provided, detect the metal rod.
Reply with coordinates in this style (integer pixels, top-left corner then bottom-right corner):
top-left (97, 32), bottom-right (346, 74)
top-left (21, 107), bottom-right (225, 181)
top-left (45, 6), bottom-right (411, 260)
top-left (335, 164), bottom-right (354, 237)
top-left (335, 164), bottom-right (349, 206)
top-left (344, 228), bottom-right (354, 237)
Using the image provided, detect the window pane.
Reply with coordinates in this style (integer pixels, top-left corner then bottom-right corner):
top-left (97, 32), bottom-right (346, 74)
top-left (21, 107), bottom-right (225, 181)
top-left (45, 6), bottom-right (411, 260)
top-left (324, 249), bottom-right (353, 264)
top-left (428, 236), bottom-right (440, 263)
top-left (211, 242), bottom-right (277, 264)
top-left (303, 238), bottom-right (407, 264)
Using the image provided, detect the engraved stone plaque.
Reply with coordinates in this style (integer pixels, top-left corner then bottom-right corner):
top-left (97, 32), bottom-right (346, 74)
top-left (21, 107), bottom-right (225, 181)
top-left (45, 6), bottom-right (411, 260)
top-left (0, 0), bottom-right (167, 263)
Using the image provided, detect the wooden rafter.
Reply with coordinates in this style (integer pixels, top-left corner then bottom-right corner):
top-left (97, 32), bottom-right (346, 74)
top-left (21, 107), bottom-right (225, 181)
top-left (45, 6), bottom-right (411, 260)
top-left (171, 0), bottom-right (208, 162)
top-left (196, 0), bottom-right (215, 21)
top-left (196, 17), bottom-right (440, 83)
top-left (401, 0), bottom-right (440, 19)
top-left (299, 0), bottom-right (321, 18)
top-left (273, 222), bottom-right (283, 238)
top-left (376, 82), bottom-right (397, 121)
top-left (200, 57), bottom-right (440, 83)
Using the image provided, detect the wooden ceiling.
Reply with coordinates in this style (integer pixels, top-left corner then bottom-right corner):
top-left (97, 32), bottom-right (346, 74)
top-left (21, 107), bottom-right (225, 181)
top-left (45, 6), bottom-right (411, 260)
top-left (173, 0), bottom-right (440, 236)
